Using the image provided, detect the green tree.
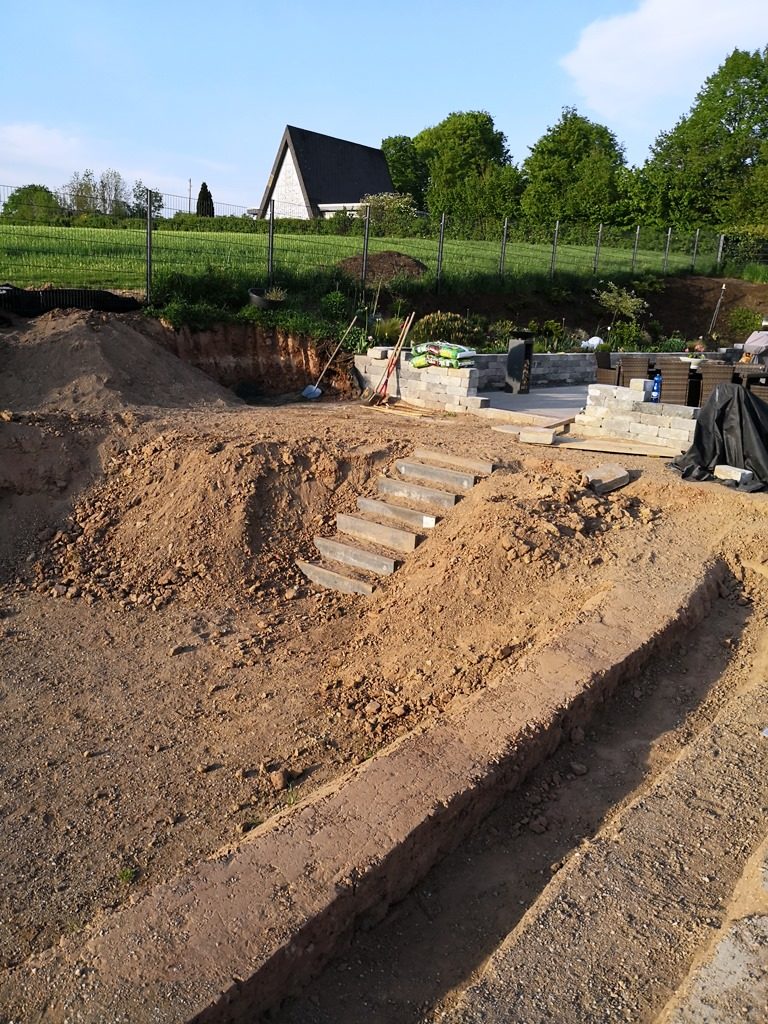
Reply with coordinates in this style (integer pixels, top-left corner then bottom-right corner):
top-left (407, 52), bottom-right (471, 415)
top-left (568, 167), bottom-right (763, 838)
top-left (359, 192), bottom-right (421, 235)
top-left (381, 135), bottom-right (428, 209)
top-left (63, 169), bottom-right (99, 213)
top-left (196, 182), bottom-right (214, 217)
top-left (0, 184), bottom-right (64, 224)
top-left (642, 47), bottom-right (768, 226)
top-left (97, 168), bottom-right (130, 216)
top-left (520, 107), bottom-right (625, 227)
top-left (131, 180), bottom-right (164, 218)
top-left (414, 111), bottom-right (510, 217)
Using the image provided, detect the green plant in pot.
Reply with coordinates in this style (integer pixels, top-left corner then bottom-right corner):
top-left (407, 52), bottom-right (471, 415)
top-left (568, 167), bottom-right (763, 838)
top-left (248, 285), bottom-right (287, 309)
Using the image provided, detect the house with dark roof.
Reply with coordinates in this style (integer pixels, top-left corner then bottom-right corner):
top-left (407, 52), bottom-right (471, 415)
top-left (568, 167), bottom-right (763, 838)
top-left (256, 126), bottom-right (394, 219)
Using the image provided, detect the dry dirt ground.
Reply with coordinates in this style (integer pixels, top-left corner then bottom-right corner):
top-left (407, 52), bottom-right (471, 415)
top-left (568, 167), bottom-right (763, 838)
top-left (1, 309), bottom-right (767, 1020)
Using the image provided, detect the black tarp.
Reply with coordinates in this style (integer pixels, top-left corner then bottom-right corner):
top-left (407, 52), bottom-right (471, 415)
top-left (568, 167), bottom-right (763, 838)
top-left (671, 382), bottom-right (768, 485)
top-left (0, 284), bottom-right (141, 317)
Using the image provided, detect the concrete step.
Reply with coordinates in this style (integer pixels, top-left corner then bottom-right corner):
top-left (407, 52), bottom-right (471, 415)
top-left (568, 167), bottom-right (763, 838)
top-left (336, 513), bottom-right (420, 554)
top-left (313, 536), bottom-right (397, 576)
top-left (357, 496), bottom-right (439, 531)
top-left (296, 559), bottom-right (375, 596)
top-left (395, 458), bottom-right (477, 491)
top-left (412, 447), bottom-right (496, 476)
top-left (378, 475), bottom-right (461, 510)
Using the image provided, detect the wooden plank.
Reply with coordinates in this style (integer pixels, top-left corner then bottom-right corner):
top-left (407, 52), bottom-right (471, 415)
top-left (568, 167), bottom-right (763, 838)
top-left (557, 437), bottom-right (681, 458)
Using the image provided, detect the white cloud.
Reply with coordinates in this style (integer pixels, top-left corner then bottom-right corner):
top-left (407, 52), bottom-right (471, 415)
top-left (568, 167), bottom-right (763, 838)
top-left (0, 123), bottom-right (85, 185)
top-left (561, 0), bottom-right (768, 126)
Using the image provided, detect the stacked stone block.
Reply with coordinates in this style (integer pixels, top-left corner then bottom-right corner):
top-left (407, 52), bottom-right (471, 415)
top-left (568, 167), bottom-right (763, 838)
top-left (572, 383), bottom-right (698, 448)
top-left (353, 351), bottom-right (489, 412)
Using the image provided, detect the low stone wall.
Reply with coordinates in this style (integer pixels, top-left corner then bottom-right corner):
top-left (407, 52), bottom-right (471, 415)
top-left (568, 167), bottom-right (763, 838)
top-left (354, 349), bottom-right (488, 412)
top-left (572, 382), bottom-right (699, 448)
top-left (354, 349), bottom-right (597, 412)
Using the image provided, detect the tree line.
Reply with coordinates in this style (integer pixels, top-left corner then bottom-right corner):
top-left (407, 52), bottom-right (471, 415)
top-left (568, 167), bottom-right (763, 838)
top-left (1, 175), bottom-right (217, 224)
top-left (2, 47), bottom-right (765, 240)
top-left (381, 47), bottom-right (768, 234)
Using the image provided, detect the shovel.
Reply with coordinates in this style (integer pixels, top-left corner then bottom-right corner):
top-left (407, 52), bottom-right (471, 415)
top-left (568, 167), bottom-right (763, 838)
top-left (360, 311), bottom-right (415, 405)
top-left (302, 316), bottom-right (358, 399)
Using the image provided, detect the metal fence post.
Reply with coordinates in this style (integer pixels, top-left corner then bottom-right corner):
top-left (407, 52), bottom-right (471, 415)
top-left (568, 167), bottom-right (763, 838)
top-left (267, 199), bottom-right (275, 285)
top-left (662, 227), bottom-right (672, 273)
top-left (145, 189), bottom-right (153, 304)
top-left (631, 225), bottom-right (640, 273)
top-left (499, 217), bottom-right (509, 277)
top-left (691, 228), bottom-right (700, 272)
top-left (549, 220), bottom-right (559, 280)
top-left (716, 233), bottom-right (725, 272)
top-left (361, 204), bottom-right (371, 290)
top-left (593, 222), bottom-right (603, 275)
top-left (436, 213), bottom-right (446, 293)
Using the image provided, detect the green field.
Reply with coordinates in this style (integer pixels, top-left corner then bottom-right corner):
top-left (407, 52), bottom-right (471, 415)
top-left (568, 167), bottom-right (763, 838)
top-left (0, 224), bottom-right (718, 293)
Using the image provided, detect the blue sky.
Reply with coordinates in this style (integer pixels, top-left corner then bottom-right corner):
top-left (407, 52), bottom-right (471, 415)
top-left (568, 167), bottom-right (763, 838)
top-left (1, 0), bottom-right (767, 210)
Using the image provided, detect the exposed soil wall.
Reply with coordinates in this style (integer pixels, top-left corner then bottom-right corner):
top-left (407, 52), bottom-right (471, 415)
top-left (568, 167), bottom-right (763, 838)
top-left (158, 323), bottom-right (346, 396)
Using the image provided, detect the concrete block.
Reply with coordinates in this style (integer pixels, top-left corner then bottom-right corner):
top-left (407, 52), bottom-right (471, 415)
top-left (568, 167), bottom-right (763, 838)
top-left (660, 403), bottom-right (697, 418)
top-left (457, 396), bottom-right (490, 409)
top-left (518, 428), bottom-right (557, 445)
top-left (588, 384), bottom-right (617, 400)
top-left (581, 463), bottom-right (630, 494)
top-left (657, 426), bottom-right (694, 442)
top-left (629, 421), bottom-right (660, 438)
top-left (714, 464), bottom-right (753, 484)
top-left (629, 378), bottom-right (654, 394)
top-left (367, 347), bottom-right (392, 360)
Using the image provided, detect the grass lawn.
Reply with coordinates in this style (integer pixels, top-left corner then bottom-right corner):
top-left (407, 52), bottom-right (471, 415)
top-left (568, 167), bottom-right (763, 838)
top-left (0, 224), bottom-right (719, 293)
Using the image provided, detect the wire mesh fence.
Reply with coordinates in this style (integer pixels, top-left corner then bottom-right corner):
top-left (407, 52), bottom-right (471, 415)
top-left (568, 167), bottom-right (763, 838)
top-left (0, 183), bottom-right (736, 301)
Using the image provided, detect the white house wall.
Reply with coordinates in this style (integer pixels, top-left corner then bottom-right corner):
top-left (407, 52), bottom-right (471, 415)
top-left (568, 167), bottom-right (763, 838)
top-left (270, 149), bottom-right (310, 219)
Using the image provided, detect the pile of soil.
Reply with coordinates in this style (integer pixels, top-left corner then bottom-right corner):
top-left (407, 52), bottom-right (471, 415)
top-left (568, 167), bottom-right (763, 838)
top-left (0, 309), bottom-right (239, 414)
top-left (338, 250), bottom-right (428, 284)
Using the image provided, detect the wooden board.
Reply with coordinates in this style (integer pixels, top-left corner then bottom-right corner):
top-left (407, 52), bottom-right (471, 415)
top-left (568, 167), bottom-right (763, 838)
top-left (556, 437), bottom-right (682, 458)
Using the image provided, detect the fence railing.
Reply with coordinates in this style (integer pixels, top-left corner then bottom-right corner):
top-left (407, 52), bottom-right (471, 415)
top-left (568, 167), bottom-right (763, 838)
top-left (0, 184), bottom-right (746, 302)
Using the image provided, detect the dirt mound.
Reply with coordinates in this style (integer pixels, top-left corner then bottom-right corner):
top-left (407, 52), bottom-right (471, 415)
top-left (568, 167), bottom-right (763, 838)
top-left (338, 250), bottom-right (428, 284)
top-left (648, 275), bottom-right (768, 340)
top-left (28, 432), bottom-right (400, 609)
top-left (0, 309), bottom-right (240, 413)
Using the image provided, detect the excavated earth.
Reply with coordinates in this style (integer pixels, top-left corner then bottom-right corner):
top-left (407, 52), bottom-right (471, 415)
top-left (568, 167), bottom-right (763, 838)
top-left (0, 310), bottom-right (767, 1022)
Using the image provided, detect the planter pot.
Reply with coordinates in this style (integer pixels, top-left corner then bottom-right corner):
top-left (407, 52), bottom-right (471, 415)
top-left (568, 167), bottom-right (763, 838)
top-left (248, 288), bottom-right (283, 311)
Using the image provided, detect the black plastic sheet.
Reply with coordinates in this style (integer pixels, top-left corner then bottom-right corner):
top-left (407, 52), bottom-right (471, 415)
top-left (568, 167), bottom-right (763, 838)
top-left (672, 382), bottom-right (768, 485)
top-left (671, 385), bottom-right (768, 487)
top-left (0, 284), bottom-right (141, 317)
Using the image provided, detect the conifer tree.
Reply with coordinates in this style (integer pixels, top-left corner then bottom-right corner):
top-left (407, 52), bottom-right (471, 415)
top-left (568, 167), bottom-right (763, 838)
top-left (196, 182), bottom-right (214, 217)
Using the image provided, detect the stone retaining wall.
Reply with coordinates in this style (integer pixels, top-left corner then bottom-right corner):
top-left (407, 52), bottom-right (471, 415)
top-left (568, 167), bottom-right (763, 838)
top-left (354, 349), bottom-right (596, 412)
top-left (572, 382), bottom-right (699, 447)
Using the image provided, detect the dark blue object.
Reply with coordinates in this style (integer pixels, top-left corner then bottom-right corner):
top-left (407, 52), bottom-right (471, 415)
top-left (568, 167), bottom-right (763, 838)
top-left (651, 371), bottom-right (662, 403)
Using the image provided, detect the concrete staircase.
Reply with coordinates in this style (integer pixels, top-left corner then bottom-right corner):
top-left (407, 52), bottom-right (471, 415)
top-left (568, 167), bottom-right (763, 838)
top-left (297, 448), bottom-right (495, 595)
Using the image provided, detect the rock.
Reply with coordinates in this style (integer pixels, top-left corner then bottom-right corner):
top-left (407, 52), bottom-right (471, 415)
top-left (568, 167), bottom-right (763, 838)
top-left (269, 768), bottom-right (290, 792)
top-left (570, 726), bottom-right (585, 744)
top-left (364, 700), bottom-right (381, 718)
top-left (570, 761), bottom-right (589, 776)
top-left (284, 588), bottom-right (298, 600)
top-left (169, 644), bottom-right (186, 656)
top-left (51, 584), bottom-right (67, 598)
top-left (581, 464), bottom-right (630, 495)
top-left (528, 816), bottom-right (549, 833)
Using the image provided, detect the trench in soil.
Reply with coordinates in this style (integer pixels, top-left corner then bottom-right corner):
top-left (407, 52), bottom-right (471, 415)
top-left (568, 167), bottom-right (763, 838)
top-left (269, 573), bottom-right (766, 1024)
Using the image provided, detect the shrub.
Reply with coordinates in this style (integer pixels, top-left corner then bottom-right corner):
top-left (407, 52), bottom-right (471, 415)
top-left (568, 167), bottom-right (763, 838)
top-left (319, 289), bottom-right (349, 321)
top-left (410, 311), bottom-right (474, 345)
top-left (727, 306), bottom-right (762, 339)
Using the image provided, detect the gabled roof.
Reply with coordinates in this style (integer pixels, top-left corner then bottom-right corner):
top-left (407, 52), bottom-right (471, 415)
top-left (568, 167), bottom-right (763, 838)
top-left (259, 125), bottom-right (394, 216)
